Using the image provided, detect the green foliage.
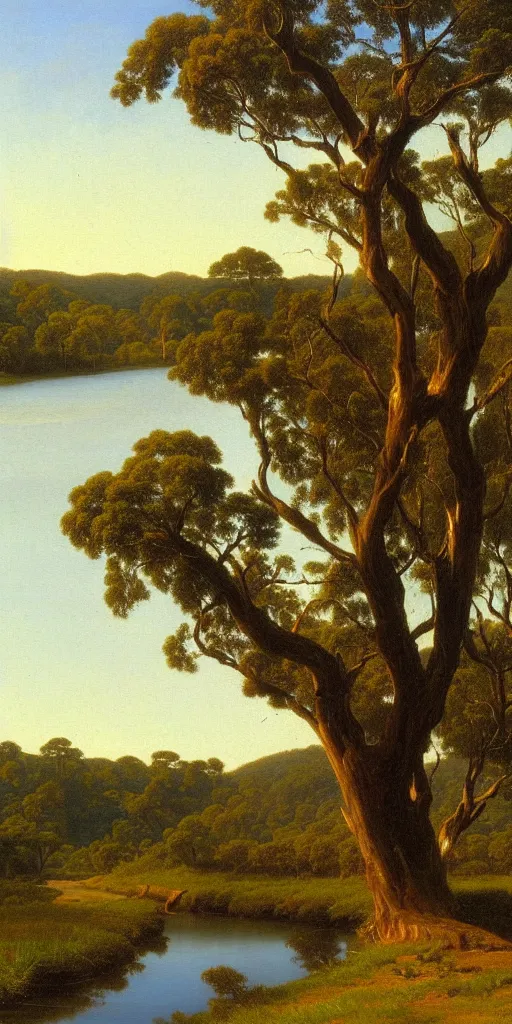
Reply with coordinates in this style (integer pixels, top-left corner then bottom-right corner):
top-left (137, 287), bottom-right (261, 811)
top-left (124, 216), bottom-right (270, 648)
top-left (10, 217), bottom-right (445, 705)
top-left (208, 248), bottom-right (283, 286)
top-left (0, 898), bottom-right (162, 1007)
top-left (0, 739), bottom-right (228, 878)
top-left (0, 881), bottom-right (57, 906)
top-left (0, 737), bottom-right (509, 884)
top-left (201, 965), bottom-right (248, 999)
top-left (0, 262), bottom-right (332, 379)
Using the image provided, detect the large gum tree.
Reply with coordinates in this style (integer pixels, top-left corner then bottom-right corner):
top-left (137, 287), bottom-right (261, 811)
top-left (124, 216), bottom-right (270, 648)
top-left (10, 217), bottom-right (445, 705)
top-left (62, 1), bottom-right (512, 943)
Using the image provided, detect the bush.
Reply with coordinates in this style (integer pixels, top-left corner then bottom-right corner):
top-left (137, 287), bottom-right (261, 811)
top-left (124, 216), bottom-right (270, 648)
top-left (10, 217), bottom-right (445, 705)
top-left (214, 840), bottom-right (253, 873)
top-left (201, 966), bottom-right (248, 1000)
top-left (488, 827), bottom-right (512, 874)
top-left (453, 858), bottom-right (490, 877)
top-left (0, 881), bottom-right (57, 905)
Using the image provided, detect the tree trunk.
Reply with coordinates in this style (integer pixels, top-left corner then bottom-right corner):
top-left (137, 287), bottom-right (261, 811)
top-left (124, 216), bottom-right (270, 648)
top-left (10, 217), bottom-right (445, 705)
top-left (323, 741), bottom-right (506, 946)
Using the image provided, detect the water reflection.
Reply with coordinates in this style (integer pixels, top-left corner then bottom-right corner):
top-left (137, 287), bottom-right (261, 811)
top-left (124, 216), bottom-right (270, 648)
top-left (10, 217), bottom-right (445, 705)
top-left (286, 927), bottom-right (347, 972)
top-left (0, 937), bottom-right (168, 1024)
top-left (0, 966), bottom-right (131, 1024)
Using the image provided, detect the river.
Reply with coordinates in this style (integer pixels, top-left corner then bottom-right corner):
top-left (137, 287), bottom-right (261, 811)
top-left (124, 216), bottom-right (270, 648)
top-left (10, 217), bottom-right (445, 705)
top-left (2, 914), bottom-right (351, 1024)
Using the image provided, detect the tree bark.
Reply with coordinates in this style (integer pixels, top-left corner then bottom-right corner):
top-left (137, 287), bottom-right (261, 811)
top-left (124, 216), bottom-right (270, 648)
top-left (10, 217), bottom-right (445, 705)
top-left (321, 737), bottom-right (508, 947)
top-left (325, 743), bottom-right (453, 939)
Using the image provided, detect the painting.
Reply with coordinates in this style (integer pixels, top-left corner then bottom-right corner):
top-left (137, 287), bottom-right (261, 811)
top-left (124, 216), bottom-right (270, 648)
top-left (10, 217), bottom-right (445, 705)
top-left (1, 2), bottom-right (512, 1021)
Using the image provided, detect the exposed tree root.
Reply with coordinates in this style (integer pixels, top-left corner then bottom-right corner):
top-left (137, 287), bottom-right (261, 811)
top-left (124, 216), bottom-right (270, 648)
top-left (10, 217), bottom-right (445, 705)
top-left (360, 912), bottom-right (512, 950)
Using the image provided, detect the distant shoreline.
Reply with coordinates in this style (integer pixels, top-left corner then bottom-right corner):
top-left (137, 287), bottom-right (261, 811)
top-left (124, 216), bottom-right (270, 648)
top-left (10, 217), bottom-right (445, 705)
top-left (0, 363), bottom-right (167, 387)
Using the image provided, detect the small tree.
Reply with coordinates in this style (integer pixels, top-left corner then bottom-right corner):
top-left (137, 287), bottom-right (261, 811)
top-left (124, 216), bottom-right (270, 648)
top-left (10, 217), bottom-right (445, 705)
top-left (209, 247), bottom-right (283, 290)
top-left (201, 966), bottom-right (248, 1001)
top-left (40, 738), bottom-right (84, 778)
top-left (0, 782), bottom-right (65, 875)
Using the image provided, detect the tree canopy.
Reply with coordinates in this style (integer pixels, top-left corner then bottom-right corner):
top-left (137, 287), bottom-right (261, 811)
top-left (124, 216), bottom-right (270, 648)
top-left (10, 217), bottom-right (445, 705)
top-left (208, 247), bottom-right (283, 286)
top-left (61, 0), bottom-right (512, 943)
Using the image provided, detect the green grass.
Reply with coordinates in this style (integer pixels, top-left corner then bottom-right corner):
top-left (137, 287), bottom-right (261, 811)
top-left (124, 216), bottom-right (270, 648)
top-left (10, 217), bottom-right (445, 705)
top-left (102, 864), bottom-right (373, 928)
top-left (0, 895), bottom-right (163, 1007)
top-left (0, 881), bottom-right (58, 906)
top-left (104, 862), bottom-right (512, 936)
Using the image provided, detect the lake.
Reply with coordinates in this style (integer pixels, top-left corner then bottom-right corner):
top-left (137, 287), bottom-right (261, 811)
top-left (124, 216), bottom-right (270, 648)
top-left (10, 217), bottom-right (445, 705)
top-left (3, 914), bottom-right (350, 1024)
top-left (0, 368), bottom-right (312, 767)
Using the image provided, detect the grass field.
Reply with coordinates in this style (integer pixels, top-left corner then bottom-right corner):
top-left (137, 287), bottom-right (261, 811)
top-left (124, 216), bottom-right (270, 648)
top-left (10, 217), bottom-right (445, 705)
top-left (0, 885), bottom-right (162, 1007)
top-left (95, 864), bottom-right (374, 927)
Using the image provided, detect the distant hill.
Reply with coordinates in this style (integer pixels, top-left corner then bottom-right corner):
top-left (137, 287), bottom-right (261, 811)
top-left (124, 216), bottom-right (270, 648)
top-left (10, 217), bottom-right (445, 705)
top-left (0, 267), bottom-right (337, 312)
top-left (228, 743), bottom-right (490, 820)
top-left (230, 744), bottom-right (330, 784)
top-left (1, 260), bottom-right (509, 319)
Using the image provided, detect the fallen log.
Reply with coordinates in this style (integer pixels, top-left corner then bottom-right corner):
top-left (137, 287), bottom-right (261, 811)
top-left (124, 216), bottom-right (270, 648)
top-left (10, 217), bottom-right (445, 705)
top-left (134, 884), bottom-right (187, 913)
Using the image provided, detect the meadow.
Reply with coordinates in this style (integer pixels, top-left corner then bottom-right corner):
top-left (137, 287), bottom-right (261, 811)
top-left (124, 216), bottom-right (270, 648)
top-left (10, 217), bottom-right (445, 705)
top-left (100, 863), bottom-right (512, 939)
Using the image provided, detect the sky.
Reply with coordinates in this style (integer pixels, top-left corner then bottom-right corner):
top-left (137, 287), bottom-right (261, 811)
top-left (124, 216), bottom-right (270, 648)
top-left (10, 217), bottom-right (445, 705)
top-left (1, 2), bottom-right (509, 280)
top-left (0, 0), bottom-right (352, 280)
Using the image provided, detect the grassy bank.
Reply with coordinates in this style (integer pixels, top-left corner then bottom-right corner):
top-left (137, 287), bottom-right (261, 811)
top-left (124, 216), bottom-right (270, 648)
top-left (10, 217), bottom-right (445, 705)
top-left (96, 863), bottom-right (512, 937)
top-left (0, 885), bottom-right (163, 1007)
top-left (94, 866), bottom-right (372, 928)
top-left (162, 942), bottom-right (512, 1024)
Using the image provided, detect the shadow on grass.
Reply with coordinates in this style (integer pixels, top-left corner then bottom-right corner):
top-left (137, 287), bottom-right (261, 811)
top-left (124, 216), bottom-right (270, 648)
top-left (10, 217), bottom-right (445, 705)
top-left (455, 889), bottom-right (512, 941)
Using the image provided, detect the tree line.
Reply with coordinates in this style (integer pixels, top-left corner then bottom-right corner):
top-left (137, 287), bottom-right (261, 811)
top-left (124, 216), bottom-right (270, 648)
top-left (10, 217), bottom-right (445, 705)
top-left (0, 249), bottom-right (344, 377)
top-left (0, 740), bottom-right (510, 880)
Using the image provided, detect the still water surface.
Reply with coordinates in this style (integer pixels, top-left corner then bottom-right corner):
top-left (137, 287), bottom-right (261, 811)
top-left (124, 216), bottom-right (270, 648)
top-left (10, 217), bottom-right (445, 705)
top-left (0, 368), bottom-right (312, 764)
top-left (3, 915), bottom-right (349, 1024)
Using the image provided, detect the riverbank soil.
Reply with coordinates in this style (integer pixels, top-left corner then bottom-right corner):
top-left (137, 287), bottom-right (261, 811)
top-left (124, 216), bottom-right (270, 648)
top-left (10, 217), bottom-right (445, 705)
top-left (274, 949), bottom-right (512, 1024)
top-left (47, 880), bottom-right (127, 903)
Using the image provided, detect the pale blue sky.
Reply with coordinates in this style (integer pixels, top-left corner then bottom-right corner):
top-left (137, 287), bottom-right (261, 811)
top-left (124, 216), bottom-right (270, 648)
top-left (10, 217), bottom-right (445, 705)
top-left (0, 0), bottom-right (351, 279)
top-left (1, 3), bottom-right (509, 279)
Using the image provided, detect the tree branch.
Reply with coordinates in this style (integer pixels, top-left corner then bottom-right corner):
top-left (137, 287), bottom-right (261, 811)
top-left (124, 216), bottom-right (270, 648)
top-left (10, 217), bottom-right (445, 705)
top-left (413, 71), bottom-right (504, 134)
top-left (438, 748), bottom-right (510, 858)
top-left (263, 8), bottom-right (372, 161)
top-left (476, 359), bottom-right (512, 413)
top-left (392, 4), bottom-right (471, 108)
top-left (387, 172), bottom-right (462, 296)
top-left (249, 411), bottom-right (358, 567)
top-left (445, 127), bottom-right (512, 313)
top-left (319, 316), bottom-right (389, 411)
top-left (427, 409), bottom-right (486, 724)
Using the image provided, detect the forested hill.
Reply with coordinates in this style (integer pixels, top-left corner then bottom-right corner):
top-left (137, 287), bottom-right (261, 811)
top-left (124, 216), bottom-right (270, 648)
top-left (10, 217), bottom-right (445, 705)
top-left (0, 267), bottom-right (335, 312)
top-left (0, 740), bottom-right (510, 880)
top-left (0, 263), bottom-right (346, 378)
top-left (1, 250), bottom-right (510, 380)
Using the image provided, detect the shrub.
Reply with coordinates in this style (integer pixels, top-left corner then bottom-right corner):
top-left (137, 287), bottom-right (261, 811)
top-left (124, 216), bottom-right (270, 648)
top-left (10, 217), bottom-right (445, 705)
top-left (214, 840), bottom-right (253, 873)
top-left (201, 966), bottom-right (248, 1000)
top-left (0, 881), bottom-right (57, 905)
